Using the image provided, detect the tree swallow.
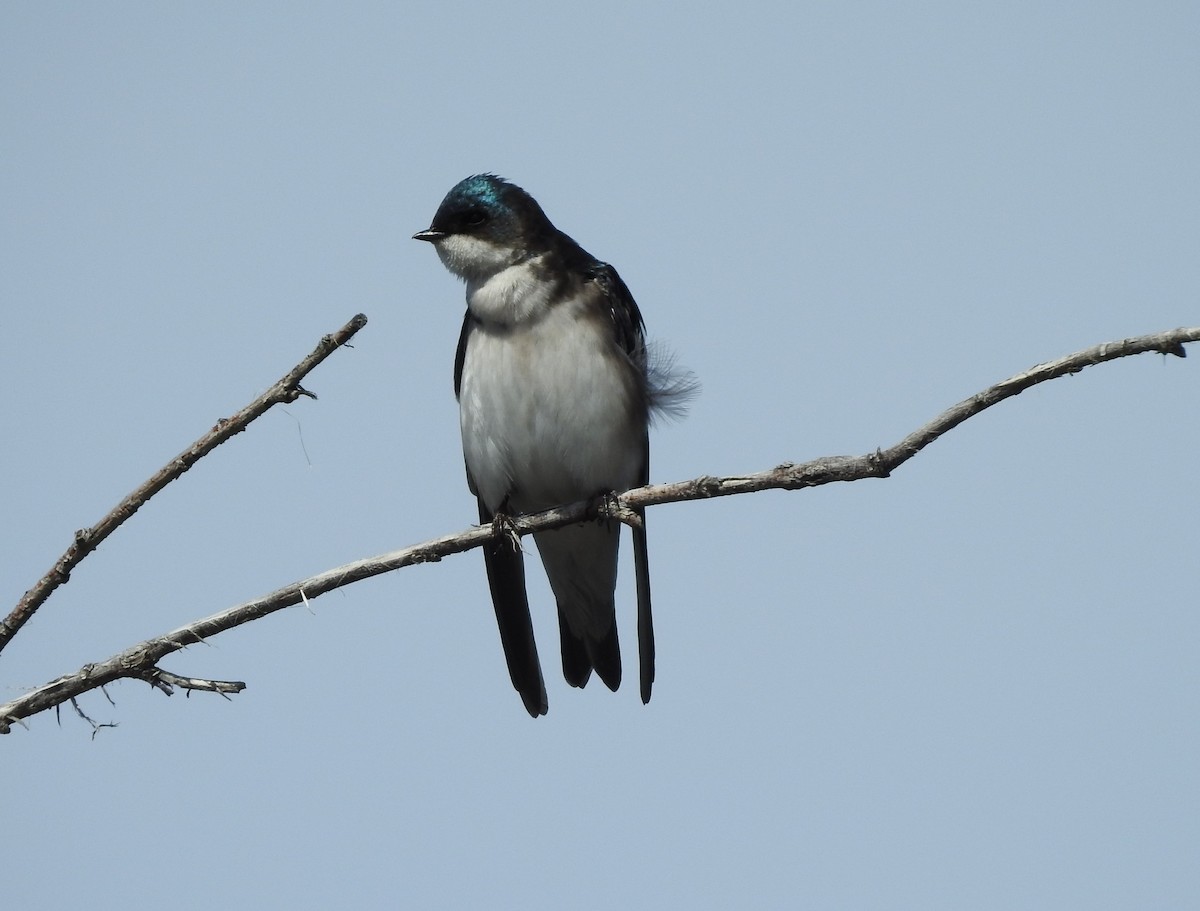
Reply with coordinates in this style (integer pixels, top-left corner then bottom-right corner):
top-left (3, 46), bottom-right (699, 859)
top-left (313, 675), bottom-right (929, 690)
top-left (414, 174), bottom-right (691, 716)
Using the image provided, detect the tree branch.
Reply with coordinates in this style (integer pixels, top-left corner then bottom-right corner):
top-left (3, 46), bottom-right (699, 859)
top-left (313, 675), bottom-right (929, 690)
top-left (1, 326), bottom-right (1194, 733)
top-left (0, 314), bottom-right (369, 657)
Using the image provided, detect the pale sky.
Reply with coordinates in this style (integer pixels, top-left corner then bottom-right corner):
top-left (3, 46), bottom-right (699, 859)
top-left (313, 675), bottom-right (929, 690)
top-left (4, 4), bottom-right (1199, 908)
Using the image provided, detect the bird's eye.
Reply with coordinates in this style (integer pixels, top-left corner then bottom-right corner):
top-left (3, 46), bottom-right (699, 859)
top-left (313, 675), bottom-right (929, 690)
top-left (464, 209), bottom-right (488, 227)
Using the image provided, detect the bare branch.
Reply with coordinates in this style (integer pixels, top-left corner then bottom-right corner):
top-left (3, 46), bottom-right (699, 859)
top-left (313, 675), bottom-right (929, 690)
top-left (0, 314), bottom-right (369, 656)
top-left (1, 326), bottom-right (1194, 733)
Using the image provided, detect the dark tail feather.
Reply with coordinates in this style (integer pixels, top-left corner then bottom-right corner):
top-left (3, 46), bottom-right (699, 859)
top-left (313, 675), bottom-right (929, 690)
top-left (633, 510), bottom-right (654, 704)
top-left (479, 499), bottom-right (547, 717)
top-left (556, 602), bottom-right (622, 693)
top-left (558, 603), bottom-right (592, 688)
top-left (589, 619), bottom-right (622, 692)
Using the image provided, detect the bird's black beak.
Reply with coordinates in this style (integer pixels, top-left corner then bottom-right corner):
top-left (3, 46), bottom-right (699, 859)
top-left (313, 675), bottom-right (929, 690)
top-left (412, 229), bottom-right (446, 242)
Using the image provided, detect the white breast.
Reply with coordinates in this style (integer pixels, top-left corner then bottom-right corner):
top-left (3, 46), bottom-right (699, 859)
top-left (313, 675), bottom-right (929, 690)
top-left (458, 296), bottom-right (643, 514)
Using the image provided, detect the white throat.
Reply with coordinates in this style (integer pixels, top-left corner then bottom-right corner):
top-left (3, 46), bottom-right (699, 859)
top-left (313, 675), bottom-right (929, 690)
top-left (434, 234), bottom-right (552, 326)
top-left (467, 257), bottom-right (555, 325)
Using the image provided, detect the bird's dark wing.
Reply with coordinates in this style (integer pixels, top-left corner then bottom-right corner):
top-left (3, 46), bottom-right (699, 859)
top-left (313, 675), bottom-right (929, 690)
top-left (476, 494), bottom-right (548, 718)
top-left (587, 261), bottom-right (647, 363)
top-left (589, 259), bottom-right (655, 703)
top-left (453, 311), bottom-right (475, 399)
top-left (633, 436), bottom-right (654, 704)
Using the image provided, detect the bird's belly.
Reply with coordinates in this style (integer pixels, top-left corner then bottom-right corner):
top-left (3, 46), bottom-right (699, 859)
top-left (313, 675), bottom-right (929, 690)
top-left (459, 317), bottom-right (642, 514)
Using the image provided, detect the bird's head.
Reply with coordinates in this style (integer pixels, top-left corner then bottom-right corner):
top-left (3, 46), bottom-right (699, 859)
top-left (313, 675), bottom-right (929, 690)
top-left (414, 174), bottom-right (553, 282)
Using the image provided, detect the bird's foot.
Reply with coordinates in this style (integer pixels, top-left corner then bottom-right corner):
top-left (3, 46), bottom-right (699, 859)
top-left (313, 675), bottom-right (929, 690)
top-left (490, 511), bottom-right (524, 553)
top-left (596, 491), bottom-right (643, 530)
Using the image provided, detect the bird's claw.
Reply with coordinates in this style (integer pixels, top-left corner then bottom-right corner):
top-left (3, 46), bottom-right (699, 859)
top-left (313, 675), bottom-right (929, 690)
top-left (491, 511), bottom-right (523, 553)
top-left (597, 491), bottom-right (643, 530)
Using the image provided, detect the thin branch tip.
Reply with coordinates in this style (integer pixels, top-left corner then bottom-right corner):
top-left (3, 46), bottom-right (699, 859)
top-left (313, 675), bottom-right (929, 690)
top-left (142, 667), bottom-right (247, 697)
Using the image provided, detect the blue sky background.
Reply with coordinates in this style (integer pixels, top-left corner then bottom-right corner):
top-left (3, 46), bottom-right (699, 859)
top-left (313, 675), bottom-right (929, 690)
top-left (3, 4), bottom-right (1198, 908)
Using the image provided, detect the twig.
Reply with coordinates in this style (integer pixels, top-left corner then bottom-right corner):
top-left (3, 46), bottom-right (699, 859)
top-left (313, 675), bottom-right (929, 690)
top-left (0, 314), bottom-right (368, 656)
top-left (140, 668), bottom-right (246, 699)
top-left (0, 326), bottom-right (1194, 733)
top-left (69, 697), bottom-right (118, 740)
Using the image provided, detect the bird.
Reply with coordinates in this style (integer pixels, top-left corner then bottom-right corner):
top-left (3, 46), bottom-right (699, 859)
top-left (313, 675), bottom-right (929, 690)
top-left (414, 173), bottom-right (691, 716)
